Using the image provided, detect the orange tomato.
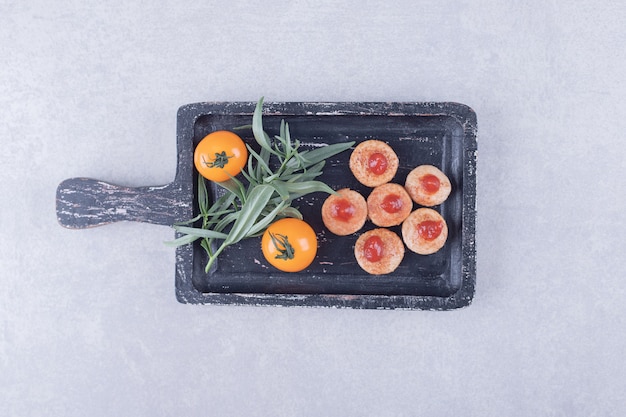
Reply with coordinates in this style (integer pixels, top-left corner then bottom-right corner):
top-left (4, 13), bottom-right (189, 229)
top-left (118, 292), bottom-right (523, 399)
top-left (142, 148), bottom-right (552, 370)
top-left (194, 131), bottom-right (248, 182)
top-left (261, 218), bottom-right (318, 272)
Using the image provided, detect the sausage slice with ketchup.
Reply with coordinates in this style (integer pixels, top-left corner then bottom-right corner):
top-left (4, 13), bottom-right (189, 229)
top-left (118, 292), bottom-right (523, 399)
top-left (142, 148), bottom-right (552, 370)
top-left (366, 183), bottom-right (412, 227)
top-left (321, 188), bottom-right (367, 236)
top-left (349, 140), bottom-right (399, 187)
top-left (354, 228), bottom-right (405, 275)
top-left (404, 165), bottom-right (451, 207)
top-left (401, 208), bottom-right (448, 255)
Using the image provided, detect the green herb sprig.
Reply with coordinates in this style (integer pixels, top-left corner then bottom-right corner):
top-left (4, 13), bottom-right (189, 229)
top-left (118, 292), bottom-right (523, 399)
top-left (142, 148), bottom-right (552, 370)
top-left (166, 97), bottom-right (354, 273)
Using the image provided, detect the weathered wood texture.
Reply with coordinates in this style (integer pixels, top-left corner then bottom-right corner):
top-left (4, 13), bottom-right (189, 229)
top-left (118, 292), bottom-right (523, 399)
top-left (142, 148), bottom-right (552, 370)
top-left (56, 179), bottom-right (190, 228)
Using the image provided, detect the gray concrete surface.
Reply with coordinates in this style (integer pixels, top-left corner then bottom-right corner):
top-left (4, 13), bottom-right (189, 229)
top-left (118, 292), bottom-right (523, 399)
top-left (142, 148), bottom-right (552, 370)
top-left (1, 1), bottom-right (625, 416)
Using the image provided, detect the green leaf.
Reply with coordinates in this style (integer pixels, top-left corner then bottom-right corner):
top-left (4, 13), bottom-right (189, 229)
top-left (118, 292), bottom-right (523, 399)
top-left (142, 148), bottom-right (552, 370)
top-left (163, 233), bottom-right (201, 247)
top-left (279, 119), bottom-right (286, 146)
top-left (171, 225), bottom-right (229, 240)
top-left (283, 180), bottom-right (336, 200)
top-left (173, 213), bottom-right (205, 226)
top-left (246, 152), bottom-right (256, 181)
top-left (269, 180), bottom-right (291, 201)
top-left (224, 184), bottom-right (276, 245)
top-left (240, 166), bottom-right (257, 187)
top-left (256, 146), bottom-right (272, 182)
top-left (246, 144), bottom-right (273, 179)
top-left (299, 141), bottom-right (355, 166)
top-left (285, 151), bottom-right (306, 169)
top-left (213, 212), bottom-right (239, 234)
top-left (262, 173), bottom-right (282, 184)
top-left (252, 97), bottom-right (278, 155)
top-left (280, 120), bottom-right (293, 153)
top-left (285, 122), bottom-right (292, 150)
top-left (279, 206), bottom-right (303, 220)
top-left (247, 200), bottom-right (287, 236)
top-left (208, 192), bottom-right (237, 215)
top-left (198, 173), bottom-right (209, 216)
top-left (283, 161), bottom-right (325, 182)
top-left (215, 177), bottom-right (246, 203)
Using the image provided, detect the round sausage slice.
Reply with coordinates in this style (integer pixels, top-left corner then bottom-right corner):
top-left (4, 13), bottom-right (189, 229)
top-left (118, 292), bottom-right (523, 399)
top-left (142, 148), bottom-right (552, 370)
top-left (404, 165), bottom-right (451, 207)
top-left (366, 183), bottom-right (412, 227)
top-left (401, 208), bottom-right (448, 255)
top-left (349, 140), bottom-right (399, 187)
top-left (354, 228), bottom-right (405, 275)
top-left (321, 188), bottom-right (367, 236)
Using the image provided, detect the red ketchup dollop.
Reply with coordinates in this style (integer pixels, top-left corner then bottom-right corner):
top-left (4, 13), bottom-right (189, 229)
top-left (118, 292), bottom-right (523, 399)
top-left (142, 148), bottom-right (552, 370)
top-left (367, 152), bottom-right (388, 175)
top-left (331, 199), bottom-right (355, 222)
top-left (363, 235), bottom-right (384, 262)
top-left (380, 193), bottom-right (403, 214)
top-left (420, 174), bottom-right (441, 194)
top-left (417, 220), bottom-right (443, 241)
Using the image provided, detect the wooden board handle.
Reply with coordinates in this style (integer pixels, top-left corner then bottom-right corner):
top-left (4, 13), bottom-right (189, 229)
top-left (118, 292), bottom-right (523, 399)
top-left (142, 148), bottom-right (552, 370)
top-left (56, 178), bottom-right (189, 229)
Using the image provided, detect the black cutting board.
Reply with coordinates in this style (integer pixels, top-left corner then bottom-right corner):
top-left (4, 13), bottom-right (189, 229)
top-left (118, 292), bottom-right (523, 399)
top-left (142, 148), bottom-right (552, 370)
top-left (57, 101), bottom-right (477, 310)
